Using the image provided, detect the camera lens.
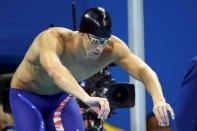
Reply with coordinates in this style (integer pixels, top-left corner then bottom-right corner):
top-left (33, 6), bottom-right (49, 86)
top-left (111, 86), bottom-right (129, 104)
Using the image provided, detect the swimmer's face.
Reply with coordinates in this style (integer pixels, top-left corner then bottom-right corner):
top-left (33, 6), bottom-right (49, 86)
top-left (84, 34), bottom-right (110, 59)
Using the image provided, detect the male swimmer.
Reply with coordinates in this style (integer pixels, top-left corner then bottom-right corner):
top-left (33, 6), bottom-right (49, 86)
top-left (10, 7), bottom-right (174, 131)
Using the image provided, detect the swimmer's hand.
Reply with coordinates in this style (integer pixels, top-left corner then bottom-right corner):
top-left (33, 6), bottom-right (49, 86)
top-left (84, 97), bottom-right (110, 121)
top-left (153, 101), bottom-right (175, 127)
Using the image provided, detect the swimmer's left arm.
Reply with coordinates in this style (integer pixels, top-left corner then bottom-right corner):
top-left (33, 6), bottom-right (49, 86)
top-left (112, 36), bottom-right (175, 126)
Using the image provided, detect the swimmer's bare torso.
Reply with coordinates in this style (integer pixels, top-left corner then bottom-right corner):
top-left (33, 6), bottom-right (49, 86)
top-left (11, 27), bottom-right (120, 95)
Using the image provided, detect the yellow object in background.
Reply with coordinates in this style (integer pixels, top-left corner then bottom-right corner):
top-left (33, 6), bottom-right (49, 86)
top-left (103, 122), bottom-right (124, 131)
top-left (0, 104), bottom-right (14, 130)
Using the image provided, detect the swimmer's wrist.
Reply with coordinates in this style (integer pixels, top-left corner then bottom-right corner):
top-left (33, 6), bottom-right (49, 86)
top-left (80, 94), bottom-right (91, 103)
top-left (152, 97), bottom-right (166, 106)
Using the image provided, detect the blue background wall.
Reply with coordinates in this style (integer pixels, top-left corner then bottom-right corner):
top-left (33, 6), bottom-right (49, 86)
top-left (0, 0), bottom-right (197, 130)
top-left (144, 0), bottom-right (197, 129)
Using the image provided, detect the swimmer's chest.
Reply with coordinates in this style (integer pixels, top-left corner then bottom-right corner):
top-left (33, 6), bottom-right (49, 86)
top-left (60, 55), bottom-right (113, 81)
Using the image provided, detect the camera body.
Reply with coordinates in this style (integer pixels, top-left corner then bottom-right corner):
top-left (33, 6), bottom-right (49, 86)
top-left (78, 65), bottom-right (135, 130)
top-left (80, 65), bottom-right (135, 109)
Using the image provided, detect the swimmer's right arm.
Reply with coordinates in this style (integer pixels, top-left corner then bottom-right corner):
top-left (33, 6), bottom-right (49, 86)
top-left (39, 31), bottom-right (90, 102)
top-left (39, 31), bottom-right (110, 119)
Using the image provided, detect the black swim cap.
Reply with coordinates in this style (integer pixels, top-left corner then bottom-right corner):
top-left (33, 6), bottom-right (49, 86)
top-left (79, 7), bottom-right (112, 38)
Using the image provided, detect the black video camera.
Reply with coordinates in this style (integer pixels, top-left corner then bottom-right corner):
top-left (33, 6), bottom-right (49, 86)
top-left (78, 64), bottom-right (135, 131)
top-left (79, 64), bottom-right (135, 109)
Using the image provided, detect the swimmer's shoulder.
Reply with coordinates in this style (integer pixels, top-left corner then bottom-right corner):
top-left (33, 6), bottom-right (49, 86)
top-left (110, 35), bottom-right (127, 46)
top-left (25, 28), bottom-right (73, 61)
top-left (104, 35), bottom-right (133, 62)
top-left (33, 27), bottom-right (75, 51)
top-left (106, 35), bottom-right (130, 54)
top-left (38, 27), bottom-right (74, 41)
